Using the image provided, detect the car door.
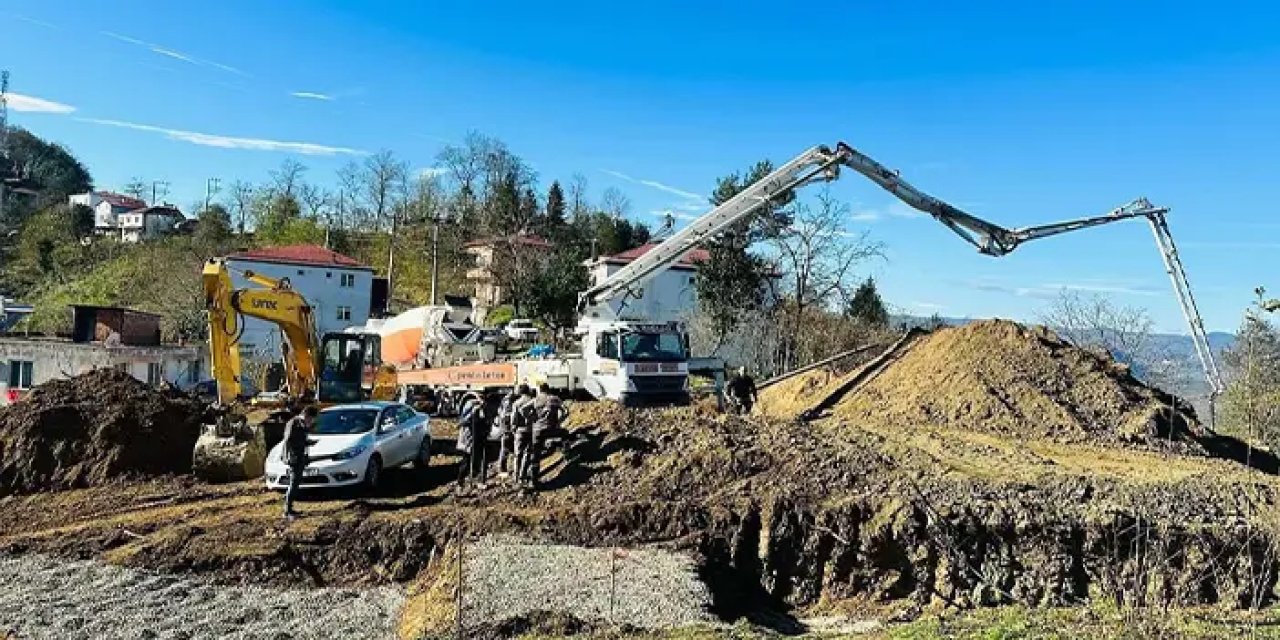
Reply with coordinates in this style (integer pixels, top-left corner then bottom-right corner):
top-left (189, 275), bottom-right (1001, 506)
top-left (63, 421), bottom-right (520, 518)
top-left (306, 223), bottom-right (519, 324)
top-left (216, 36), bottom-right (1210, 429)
top-left (397, 405), bottom-right (428, 453)
top-left (375, 406), bottom-right (409, 466)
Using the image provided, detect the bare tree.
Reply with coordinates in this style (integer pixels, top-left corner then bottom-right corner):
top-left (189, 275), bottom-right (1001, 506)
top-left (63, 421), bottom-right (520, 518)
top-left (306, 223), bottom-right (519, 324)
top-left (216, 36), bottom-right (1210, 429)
top-left (357, 150), bottom-right (409, 230)
top-left (297, 182), bottom-right (330, 219)
top-left (1038, 290), bottom-right (1156, 362)
top-left (771, 188), bottom-right (883, 369)
top-left (224, 180), bottom-right (257, 235)
top-left (567, 173), bottom-right (589, 220)
top-left (600, 187), bottom-right (631, 219)
top-left (269, 159), bottom-right (307, 198)
top-left (436, 131), bottom-right (502, 194)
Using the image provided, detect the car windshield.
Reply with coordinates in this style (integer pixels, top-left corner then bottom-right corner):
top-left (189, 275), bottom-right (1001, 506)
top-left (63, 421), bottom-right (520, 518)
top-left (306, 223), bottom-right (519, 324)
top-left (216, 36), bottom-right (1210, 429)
top-left (312, 409), bottom-right (379, 435)
top-left (620, 331), bottom-right (685, 362)
top-left (510, 320), bottom-right (532, 328)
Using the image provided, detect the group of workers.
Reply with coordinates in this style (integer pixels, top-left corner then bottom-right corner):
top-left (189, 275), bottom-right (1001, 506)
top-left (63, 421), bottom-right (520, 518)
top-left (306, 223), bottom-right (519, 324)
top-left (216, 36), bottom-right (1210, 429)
top-left (455, 382), bottom-right (569, 491)
top-left (277, 368), bottom-right (759, 518)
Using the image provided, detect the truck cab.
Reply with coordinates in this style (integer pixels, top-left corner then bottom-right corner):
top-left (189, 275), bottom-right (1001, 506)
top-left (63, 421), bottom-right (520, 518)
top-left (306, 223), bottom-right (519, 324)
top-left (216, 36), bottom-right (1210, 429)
top-left (580, 320), bottom-right (689, 405)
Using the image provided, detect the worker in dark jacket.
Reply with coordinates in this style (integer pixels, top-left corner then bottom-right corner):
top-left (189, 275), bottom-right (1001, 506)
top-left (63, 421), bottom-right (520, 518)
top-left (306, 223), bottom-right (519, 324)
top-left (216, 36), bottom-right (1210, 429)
top-left (281, 405), bottom-right (319, 519)
top-left (726, 367), bottom-right (758, 415)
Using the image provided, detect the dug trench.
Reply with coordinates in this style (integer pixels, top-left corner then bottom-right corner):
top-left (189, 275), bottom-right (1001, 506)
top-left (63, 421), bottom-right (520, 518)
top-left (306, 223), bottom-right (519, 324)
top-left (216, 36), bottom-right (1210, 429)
top-left (1, 320), bottom-right (1279, 631)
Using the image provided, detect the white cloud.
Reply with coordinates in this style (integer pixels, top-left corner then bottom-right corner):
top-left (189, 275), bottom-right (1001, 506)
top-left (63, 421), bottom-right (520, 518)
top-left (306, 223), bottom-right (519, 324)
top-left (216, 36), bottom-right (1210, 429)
top-left (966, 278), bottom-right (1160, 299)
top-left (101, 31), bottom-right (248, 77)
top-left (6, 93), bottom-right (75, 114)
top-left (78, 118), bottom-right (366, 156)
top-left (912, 301), bottom-right (946, 311)
top-left (601, 169), bottom-right (703, 201)
top-left (887, 201), bottom-right (925, 218)
top-left (419, 167), bottom-right (448, 179)
top-left (291, 91), bottom-right (334, 101)
top-left (849, 210), bottom-right (880, 222)
top-left (11, 14), bottom-right (58, 29)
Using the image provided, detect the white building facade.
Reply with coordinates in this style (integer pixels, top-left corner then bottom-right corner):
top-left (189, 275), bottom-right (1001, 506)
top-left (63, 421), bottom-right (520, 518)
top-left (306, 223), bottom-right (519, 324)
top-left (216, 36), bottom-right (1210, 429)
top-left (0, 339), bottom-right (205, 406)
top-left (583, 243), bottom-right (705, 323)
top-left (224, 245), bottom-right (375, 362)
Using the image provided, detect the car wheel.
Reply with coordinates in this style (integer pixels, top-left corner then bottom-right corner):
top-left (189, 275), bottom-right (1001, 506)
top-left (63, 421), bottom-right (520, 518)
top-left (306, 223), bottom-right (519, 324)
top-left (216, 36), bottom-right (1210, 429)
top-left (362, 455), bottom-right (383, 493)
top-left (413, 438), bottom-right (432, 470)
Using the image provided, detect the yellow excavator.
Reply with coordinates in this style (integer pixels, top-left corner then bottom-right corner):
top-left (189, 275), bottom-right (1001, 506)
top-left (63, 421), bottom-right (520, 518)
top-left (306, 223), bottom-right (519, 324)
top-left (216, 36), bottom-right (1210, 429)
top-left (193, 258), bottom-right (396, 482)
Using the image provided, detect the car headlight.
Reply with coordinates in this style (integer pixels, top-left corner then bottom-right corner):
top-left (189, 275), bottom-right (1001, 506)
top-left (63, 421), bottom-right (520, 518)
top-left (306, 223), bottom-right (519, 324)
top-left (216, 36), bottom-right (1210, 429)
top-left (332, 444), bottom-right (370, 461)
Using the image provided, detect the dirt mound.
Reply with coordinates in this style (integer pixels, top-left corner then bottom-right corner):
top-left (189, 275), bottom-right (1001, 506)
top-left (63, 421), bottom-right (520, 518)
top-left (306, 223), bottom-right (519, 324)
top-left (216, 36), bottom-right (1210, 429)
top-left (0, 369), bottom-right (206, 494)
top-left (775, 320), bottom-right (1200, 452)
top-left (758, 367), bottom-right (838, 418)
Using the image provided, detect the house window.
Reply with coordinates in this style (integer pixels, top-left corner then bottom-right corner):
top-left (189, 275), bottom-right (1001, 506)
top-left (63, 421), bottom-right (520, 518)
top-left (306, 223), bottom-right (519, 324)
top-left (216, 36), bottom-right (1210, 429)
top-left (326, 271), bottom-right (333, 279)
top-left (115, 362), bottom-right (129, 373)
top-left (340, 273), bottom-right (356, 287)
top-left (186, 360), bottom-right (201, 384)
top-left (6, 361), bottom-right (33, 390)
top-left (147, 363), bottom-right (163, 386)
top-left (336, 306), bottom-right (352, 321)
top-left (297, 269), bottom-right (306, 276)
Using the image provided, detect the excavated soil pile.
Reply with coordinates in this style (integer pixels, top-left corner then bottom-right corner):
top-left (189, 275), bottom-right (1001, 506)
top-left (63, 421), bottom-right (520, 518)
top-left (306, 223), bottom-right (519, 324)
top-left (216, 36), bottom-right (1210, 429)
top-left (0, 369), bottom-right (206, 494)
top-left (767, 320), bottom-right (1205, 453)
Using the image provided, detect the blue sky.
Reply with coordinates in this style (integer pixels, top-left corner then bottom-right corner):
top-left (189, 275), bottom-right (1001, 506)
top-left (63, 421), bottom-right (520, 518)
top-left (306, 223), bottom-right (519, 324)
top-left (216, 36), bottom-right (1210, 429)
top-left (2, 1), bottom-right (1278, 332)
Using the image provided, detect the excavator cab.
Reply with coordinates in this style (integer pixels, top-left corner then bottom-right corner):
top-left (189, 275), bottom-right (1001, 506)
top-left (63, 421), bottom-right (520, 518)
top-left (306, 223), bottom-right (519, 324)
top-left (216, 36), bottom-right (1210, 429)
top-left (318, 332), bottom-right (397, 403)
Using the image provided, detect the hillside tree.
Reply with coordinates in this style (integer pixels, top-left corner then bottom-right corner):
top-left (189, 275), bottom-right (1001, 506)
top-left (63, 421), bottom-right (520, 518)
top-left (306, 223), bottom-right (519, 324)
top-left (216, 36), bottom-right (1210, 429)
top-left (847, 277), bottom-right (890, 327)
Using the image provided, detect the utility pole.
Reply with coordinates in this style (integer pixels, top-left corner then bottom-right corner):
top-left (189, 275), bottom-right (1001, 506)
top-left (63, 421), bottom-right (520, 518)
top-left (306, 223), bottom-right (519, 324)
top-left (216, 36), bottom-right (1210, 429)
top-left (429, 217), bottom-right (440, 305)
top-left (0, 70), bottom-right (10, 226)
top-left (150, 180), bottom-right (170, 206)
top-left (203, 177), bottom-right (220, 214)
top-left (386, 205), bottom-right (398, 315)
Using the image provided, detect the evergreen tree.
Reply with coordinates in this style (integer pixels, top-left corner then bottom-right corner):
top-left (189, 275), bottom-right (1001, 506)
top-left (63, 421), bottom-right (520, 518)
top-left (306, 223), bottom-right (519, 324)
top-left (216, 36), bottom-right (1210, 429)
top-left (846, 277), bottom-right (889, 327)
top-left (694, 160), bottom-right (791, 346)
top-left (545, 181), bottom-right (566, 226)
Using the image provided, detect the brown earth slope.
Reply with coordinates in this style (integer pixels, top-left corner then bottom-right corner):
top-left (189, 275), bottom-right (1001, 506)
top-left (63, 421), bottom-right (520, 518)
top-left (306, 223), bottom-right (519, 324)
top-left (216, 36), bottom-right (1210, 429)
top-left (0, 321), bottom-right (1277, 628)
top-left (0, 369), bottom-right (205, 495)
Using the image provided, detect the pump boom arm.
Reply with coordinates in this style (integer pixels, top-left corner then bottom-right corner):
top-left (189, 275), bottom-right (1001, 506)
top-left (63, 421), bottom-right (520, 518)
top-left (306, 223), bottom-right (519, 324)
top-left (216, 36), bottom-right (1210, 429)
top-left (577, 140), bottom-right (1224, 405)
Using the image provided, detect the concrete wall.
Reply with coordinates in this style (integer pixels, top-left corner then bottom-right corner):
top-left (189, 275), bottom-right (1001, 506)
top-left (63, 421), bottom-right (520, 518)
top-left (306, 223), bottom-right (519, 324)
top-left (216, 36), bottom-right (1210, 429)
top-left (224, 257), bottom-right (373, 363)
top-left (0, 339), bottom-right (206, 406)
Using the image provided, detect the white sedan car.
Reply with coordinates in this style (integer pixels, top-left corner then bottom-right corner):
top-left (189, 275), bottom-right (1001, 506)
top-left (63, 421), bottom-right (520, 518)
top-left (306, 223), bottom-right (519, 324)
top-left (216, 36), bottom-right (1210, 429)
top-left (265, 401), bottom-right (432, 492)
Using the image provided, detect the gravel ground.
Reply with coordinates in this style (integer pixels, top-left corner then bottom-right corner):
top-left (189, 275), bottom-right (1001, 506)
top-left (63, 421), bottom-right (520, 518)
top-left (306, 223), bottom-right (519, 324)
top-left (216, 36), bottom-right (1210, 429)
top-left (460, 537), bottom-right (717, 630)
top-left (0, 553), bottom-right (405, 640)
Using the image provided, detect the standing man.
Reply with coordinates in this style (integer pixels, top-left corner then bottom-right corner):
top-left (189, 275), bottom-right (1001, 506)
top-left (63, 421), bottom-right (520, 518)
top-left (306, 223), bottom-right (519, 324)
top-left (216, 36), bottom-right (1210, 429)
top-left (511, 385), bottom-right (538, 488)
top-left (282, 405), bottom-right (319, 520)
top-left (495, 389), bottom-right (519, 477)
top-left (726, 366), bottom-right (758, 415)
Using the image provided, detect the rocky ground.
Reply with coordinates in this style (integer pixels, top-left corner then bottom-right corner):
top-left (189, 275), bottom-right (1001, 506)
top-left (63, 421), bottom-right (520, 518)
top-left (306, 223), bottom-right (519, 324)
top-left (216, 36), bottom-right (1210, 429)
top-left (0, 552), bottom-right (404, 639)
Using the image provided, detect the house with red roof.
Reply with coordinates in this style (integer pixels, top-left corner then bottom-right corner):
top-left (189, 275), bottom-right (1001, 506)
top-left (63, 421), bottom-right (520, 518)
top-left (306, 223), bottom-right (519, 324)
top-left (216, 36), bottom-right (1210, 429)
top-left (225, 245), bottom-right (374, 363)
top-left (69, 191), bottom-right (151, 237)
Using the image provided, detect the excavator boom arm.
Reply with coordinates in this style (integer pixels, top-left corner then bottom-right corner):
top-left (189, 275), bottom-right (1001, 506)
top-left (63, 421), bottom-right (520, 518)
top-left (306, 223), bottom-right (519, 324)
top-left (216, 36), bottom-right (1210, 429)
top-left (202, 258), bottom-right (320, 404)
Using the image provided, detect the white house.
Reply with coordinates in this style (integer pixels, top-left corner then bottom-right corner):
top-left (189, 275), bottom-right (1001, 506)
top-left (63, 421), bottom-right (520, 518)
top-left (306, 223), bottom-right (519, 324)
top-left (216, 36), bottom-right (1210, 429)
top-left (582, 243), bottom-right (708, 322)
top-left (68, 192), bottom-right (184, 242)
top-left (118, 205), bottom-right (185, 242)
top-left (69, 191), bottom-right (149, 234)
top-left (225, 245), bottom-right (375, 363)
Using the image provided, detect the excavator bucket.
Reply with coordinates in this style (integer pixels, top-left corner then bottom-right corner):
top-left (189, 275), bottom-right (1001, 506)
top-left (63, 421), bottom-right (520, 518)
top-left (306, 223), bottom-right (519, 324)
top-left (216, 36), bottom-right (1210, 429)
top-left (191, 409), bottom-right (280, 482)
